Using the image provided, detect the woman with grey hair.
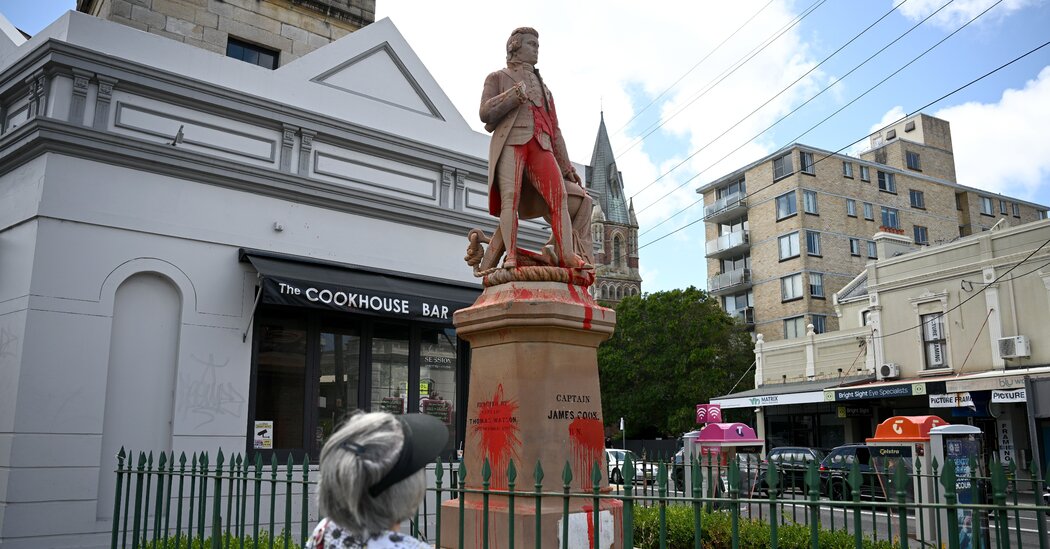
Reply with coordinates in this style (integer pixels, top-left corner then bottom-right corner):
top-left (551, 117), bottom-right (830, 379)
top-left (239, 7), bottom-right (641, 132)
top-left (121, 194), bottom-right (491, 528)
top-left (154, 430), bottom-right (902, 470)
top-left (305, 411), bottom-right (448, 548)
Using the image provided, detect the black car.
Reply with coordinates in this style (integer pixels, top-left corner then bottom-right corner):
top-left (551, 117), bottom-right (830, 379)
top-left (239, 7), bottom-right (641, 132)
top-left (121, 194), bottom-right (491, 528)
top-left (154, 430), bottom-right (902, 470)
top-left (818, 444), bottom-right (909, 500)
top-left (758, 446), bottom-right (826, 494)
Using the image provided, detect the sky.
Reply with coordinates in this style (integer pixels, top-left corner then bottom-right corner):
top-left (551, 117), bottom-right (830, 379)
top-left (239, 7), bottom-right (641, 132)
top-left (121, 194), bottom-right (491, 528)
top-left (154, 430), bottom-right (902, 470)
top-left (2, 0), bottom-right (1049, 293)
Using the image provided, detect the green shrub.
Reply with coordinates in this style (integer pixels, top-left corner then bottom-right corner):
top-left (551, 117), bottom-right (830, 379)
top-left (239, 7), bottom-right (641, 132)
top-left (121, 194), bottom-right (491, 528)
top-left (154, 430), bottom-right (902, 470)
top-left (632, 505), bottom-right (899, 549)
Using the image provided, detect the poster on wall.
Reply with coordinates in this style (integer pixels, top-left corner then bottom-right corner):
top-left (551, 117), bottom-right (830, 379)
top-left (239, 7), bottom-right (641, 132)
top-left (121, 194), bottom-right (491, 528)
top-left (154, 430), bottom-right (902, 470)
top-left (254, 421), bottom-right (273, 449)
top-left (944, 436), bottom-right (989, 549)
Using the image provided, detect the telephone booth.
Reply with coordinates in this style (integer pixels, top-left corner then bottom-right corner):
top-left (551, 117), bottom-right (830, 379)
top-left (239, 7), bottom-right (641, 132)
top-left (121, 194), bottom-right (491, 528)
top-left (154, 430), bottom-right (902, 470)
top-left (684, 423), bottom-right (764, 499)
top-left (929, 424), bottom-right (989, 549)
top-left (866, 415), bottom-right (946, 539)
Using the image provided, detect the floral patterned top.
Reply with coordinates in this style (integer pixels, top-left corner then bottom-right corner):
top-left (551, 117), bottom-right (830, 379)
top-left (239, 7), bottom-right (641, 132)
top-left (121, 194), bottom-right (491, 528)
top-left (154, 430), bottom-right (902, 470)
top-left (305, 518), bottom-right (430, 549)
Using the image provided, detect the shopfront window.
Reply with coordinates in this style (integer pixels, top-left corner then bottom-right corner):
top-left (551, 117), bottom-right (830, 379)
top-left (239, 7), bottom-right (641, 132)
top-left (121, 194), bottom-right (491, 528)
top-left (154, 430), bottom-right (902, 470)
top-left (254, 314), bottom-right (308, 451)
top-left (371, 324), bottom-right (411, 415)
top-left (317, 327), bottom-right (361, 450)
top-left (419, 327), bottom-right (458, 455)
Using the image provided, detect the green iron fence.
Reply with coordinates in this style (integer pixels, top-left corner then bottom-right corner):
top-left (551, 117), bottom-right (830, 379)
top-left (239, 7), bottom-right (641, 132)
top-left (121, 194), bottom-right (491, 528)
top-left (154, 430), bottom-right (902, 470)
top-left (111, 447), bottom-right (1050, 548)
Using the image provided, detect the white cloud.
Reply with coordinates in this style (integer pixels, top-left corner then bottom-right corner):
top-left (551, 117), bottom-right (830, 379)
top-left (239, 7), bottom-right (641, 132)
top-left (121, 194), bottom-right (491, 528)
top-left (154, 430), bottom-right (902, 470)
top-left (934, 65), bottom-right (1050, 199)
top-left (897, 0), bottom-right (1039, 30)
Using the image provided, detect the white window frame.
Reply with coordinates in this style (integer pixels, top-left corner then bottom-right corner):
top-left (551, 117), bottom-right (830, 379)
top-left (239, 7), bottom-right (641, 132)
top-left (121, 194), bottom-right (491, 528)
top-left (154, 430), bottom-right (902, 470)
top-left (920, 313), bottom-right (948, 370)
top-left (863, 202), bottom-right (874, 220)
top-left (811, 314), bottom-right (827, 334)
top-left (781, 273), bottom-right (803, 301)
top-left (906, 151), bottom-right (921, 170)
top-left (779, 232), bottom-right (800, 260)
top-left (909, 189), bottom-right (925, 209)
top-left (842, 161), bottom-right (853, 178)
top-left (1012, 203), bottom-right (1021, 217)
top-left (846, 199), bottom-right (857, 217)
top-left (859, 165), bottom-right (870, 181)
top-left (806, 230), bottom-right (821, 256)
top-left (773, 154), bottom-right (793, 180)
top-left (867, 240), bottom-right (877, 259)
top-left (877, 171), bottom-right (896, 193)
top-left (881, 207), bottom-right (900, 228)
top-left (776, 191), bottom-right (797, 220)
top-left (981, 197), bottom-right (994, 215)
top-left (911, 291), bottom-right (953, 372)
top-left (784, 316), bottom-right (806, 339)
top-left (850, 238), bottom-right (860, 256)
top-left (800, 151), bottom-right (815, 174)
top-left (803, 190), bottom-right (818, 214)
top-left (913, 225), bottom-right (929, 245)
top-left (809, 272), bottom-right (824, 297)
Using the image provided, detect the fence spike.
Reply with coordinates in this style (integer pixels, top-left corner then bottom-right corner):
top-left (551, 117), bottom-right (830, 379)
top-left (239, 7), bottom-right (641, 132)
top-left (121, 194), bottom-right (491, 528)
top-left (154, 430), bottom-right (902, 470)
top-left (562, 460), bottom-right (573, 485)
top-left (533, 460), bottom-right (544, 484)
top-left (623, 453), bottom-right (634, 485)
top-left (482, 457), bottom-right (492, 484)
top-left (508, 459), bottom-right (518, 484)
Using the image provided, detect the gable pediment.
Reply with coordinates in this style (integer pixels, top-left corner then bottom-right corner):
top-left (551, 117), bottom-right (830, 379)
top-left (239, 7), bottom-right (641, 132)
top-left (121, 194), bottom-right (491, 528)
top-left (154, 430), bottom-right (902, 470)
top-left (312, 42), bottom-right (439, 118)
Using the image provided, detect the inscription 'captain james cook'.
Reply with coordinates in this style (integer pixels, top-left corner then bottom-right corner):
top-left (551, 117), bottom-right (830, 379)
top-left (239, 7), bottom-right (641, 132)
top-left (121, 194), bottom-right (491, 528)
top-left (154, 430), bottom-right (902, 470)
top-left (548, 393), bottom-right (597, 420)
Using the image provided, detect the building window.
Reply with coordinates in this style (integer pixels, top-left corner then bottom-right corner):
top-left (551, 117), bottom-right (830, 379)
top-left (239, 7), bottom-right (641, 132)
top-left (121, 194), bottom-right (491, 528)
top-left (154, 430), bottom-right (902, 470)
top-left (863, 202), bottom-right (874, 220)
top-left (811, 314), bottom-right (827, 334)
top-left (920, 313), bottom-right (948, 369)
top-left (909, 189), bottom-right (925, 209)
top-left (881, 207), bottom-right (900, 229)
top-left (779, 232), bottom-right (800, 260)
top-left (980, 197), bottom-right (994, 215)
top-left (1012, 203), bottom-right (1021, 217)
top-left (877, 171), bottom-right (896, 193)
top-left (809, 272), bottom-right (824, 298)
top-left (867, 240), bottom-right (877, 259)
top-left (860, 165), bottom-right (870, 181)
top-left (846, 199), bottom-right (857, 217)
top-left (887, 129), bottom-right (897, 140)
top-left (1000, 199), bottom-right (1008, 215)
top-left (1041, 210), bottom-right (1048, 220)
top-left (955, 194), bottom-right (963, 211)
top-left (226, 37), bottom-right (280, 70)
top-left (914, 225), bottom-right (929, 245)
top-left (781, 273), bottom-right (803, 301)
top-left (613, 236), bottom-right (623, 268)
top-left (861, 310), bottom-right (872, 326)
top-left (784, 316), bottom-right (806, 339)
top-left (906, 151), bottom-right (921, 171)
top-left (773, 154), bottom-right (793, 180)
top-left (776, 191), bottom-right (797, 220)
top-left (806, 230), bottom-right (821, 256)
top-left (800, 151), bottom-right (815, 174)
top-left (803, 190), bottom-right (818, 214)
top-left (842, 161), bottom-right (853, 178)
top-left (850, 238), bottom-right (860, 256)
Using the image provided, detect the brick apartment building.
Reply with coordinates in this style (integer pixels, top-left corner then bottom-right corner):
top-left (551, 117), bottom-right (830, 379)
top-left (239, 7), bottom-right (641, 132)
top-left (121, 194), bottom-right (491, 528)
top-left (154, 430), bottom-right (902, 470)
top-left (697, 113), bottom-right (1048, 342)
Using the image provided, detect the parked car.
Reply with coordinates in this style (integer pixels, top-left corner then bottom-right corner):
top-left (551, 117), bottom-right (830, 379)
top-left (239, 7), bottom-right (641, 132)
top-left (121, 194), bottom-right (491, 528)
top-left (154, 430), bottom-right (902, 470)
top-left (819, 444), bottom-right (880, 500)
top-left (605, 449), bottom-right (653, 485)
top-left (758, 446), bottom-right (826, 494)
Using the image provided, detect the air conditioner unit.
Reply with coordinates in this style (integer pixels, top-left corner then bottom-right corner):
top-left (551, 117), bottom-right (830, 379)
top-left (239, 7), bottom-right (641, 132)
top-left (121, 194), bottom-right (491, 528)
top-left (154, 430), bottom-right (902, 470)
top-left (879, 363), bottom-right (900, 380)
top-left (998, 336), bottom-right (1031, 359)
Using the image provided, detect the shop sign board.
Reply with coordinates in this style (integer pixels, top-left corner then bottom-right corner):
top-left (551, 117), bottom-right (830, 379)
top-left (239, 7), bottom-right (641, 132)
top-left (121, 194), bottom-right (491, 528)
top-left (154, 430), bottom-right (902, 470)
top-left (827, 382), bottom-right (934, 402)
top-left (945, 373), bottom-right (1050, 393)
top-left (713, 390), bottom-right (825, 409)
top-left (837, 405), bottom-right (872, 418)
top-left (928, 393), bottom-right (974, 408)
top-left (991, 389), bottom-right (1026, 403)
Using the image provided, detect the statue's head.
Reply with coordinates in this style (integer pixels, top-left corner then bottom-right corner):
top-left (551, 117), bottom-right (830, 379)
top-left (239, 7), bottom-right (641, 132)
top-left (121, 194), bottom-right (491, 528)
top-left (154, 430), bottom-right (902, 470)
top-left (506, 27), bottom-right (539, 63)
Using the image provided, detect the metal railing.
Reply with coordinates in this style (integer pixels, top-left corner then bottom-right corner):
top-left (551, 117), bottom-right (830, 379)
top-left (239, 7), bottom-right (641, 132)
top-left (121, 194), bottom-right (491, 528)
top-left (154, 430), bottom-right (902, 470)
top-left (708, 267), bottom-right (752, 293)
top-left (705, 230), bottom-right (750, 256)
top-left (704, 191), bottom-right (747, 219)
top-left (111, 447), bottom-right (1050, 549)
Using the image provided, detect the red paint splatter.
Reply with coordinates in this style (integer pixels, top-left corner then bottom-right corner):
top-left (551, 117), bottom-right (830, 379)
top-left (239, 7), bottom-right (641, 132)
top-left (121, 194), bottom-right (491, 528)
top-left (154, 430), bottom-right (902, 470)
top-left (565, 284), bottom-right (594, 330)
top-left (569, 418), bottom-right (604, 490)
top-left (471, 384), bottom-right (521, 490)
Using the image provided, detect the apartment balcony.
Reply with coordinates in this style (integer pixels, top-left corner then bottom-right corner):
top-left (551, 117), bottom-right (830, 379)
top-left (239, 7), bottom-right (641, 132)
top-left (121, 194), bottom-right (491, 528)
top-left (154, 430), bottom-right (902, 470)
top-left (707, 268), bottom-right (752, 295)
top-left (730, 306), bottom-right (755, 327)
top-left (705, 229), bottom-right (750, 259)
top-left (704, 191), bottom-right (747, 224)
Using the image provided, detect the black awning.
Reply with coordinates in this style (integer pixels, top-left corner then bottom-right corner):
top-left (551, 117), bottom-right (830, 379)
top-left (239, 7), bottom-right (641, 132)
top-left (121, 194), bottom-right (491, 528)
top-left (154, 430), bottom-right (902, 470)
top-left (240, 249), bottom-right (481, 323)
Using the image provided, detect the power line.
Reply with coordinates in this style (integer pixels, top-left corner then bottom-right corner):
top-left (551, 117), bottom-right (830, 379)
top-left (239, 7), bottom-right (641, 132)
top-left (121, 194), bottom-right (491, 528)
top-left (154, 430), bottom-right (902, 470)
top-left (638, 10), bottom-right (1048, 251)
top-left (614, 0), bottom-right (777, 137)
top-left (630, 0), bottom-right (913, 204)
top-left (635, 0), bottom-right (963, 217)
top-left (617, 0), bottom-right (828, 159)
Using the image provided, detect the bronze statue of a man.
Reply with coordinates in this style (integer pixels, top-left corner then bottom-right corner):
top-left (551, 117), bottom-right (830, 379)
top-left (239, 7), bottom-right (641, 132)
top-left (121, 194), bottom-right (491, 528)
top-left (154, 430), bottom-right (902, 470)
top-left (479, 27), bottom-right (592, 271)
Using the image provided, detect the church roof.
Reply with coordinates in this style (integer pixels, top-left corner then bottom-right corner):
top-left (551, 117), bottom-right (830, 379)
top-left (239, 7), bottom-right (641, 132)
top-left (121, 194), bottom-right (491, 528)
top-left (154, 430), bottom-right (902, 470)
top-left (586, 112), bottom-right (631, 225)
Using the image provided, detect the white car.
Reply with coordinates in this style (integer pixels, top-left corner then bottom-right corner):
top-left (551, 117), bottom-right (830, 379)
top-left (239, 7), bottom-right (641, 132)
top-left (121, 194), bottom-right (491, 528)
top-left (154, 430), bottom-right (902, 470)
top-left (605, 449), bottom-right (653, 485)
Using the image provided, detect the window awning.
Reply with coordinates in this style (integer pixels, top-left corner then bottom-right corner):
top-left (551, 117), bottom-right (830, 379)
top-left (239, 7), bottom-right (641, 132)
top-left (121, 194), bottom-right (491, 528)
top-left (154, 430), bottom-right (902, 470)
top-left (240, 248), bottom-right (481, 323)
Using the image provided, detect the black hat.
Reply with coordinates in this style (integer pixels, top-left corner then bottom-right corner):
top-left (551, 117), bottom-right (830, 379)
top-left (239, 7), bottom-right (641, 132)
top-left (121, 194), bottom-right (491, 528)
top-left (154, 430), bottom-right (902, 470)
top-left (368, 413), bottom-right (448, 497)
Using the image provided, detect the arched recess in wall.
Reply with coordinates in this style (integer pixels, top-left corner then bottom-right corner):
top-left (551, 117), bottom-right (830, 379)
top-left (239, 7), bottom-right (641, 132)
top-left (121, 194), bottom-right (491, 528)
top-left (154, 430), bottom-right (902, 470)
top-left (96, 267), bottom-right (185, 519)
top-left (613, 235), bottom-right (623, 268)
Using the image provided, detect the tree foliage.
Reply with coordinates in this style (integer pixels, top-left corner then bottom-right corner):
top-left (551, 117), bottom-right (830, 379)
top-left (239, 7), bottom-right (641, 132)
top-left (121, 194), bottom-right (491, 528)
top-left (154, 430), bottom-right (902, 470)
top-left (598, 287), bottom-right (754, 439)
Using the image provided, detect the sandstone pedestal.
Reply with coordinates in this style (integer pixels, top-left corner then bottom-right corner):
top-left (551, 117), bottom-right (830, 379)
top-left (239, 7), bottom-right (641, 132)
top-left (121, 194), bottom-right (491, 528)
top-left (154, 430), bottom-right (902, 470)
top-left (440, 280), bottom-right (621, 549)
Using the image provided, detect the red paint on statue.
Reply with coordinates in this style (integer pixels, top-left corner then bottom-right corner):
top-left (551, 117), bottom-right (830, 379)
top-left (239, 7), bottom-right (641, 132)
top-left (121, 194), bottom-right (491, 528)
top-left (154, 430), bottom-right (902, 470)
top-left (565, 284), bottom-right (593, 330)
top-left (471, 384), bottom-right (521, 490)
top-left (569, 418), bottom-right (604, 490)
